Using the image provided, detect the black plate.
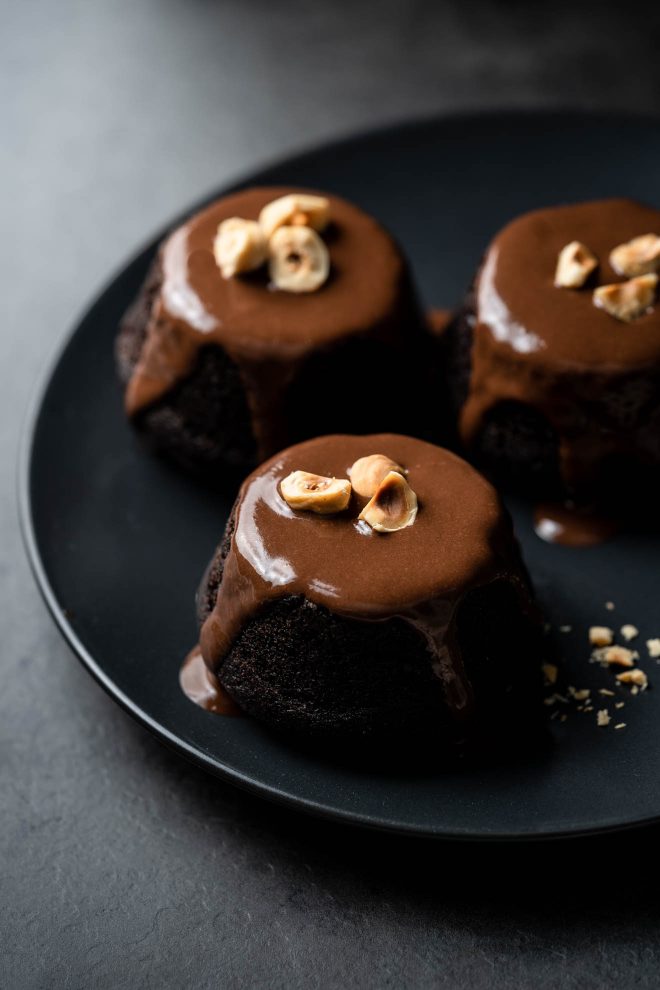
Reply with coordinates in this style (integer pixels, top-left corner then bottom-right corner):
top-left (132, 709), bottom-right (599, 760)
top-left (20, 111), bottom-right (660, 839)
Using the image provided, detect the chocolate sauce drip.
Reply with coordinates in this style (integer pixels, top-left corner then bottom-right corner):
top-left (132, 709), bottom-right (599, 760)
top-left (180, 645), bottom-right (242, 715)
top-left (199, 434), bottom-right (531, 721)
top-left (124, 187), bottom-right (412, 460)
top-left (460, 199), bottom-right (660, 496)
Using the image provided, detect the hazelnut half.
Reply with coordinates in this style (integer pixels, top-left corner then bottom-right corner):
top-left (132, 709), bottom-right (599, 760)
top-left (610, 234), bottom-right (660, 278)
top-left (268, 225), bottom-right (330, 293)
top-left (280, 471), bottom-right (350, 514)
top-left (555, 241), bottom-right (598, 288)
top-left (349, 454), bottom-right (406, 498)
top-left (259, 194), bottom-right (330, 239)
top-left (358, 471), bottom-right (418, 533)
top-left (593, 273), bottom-right (657, 323)
top-left (213, 217), bottom-right (267, 278)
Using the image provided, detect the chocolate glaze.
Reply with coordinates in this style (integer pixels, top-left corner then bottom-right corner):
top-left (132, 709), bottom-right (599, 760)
top-left (125, 187), bottom-right (414, 459)
top-left (200, 433), bottom-right (533, 722)
top-left (460, 199), bottom-right (660, 495)
top-left (180, 645), bottom-right (242, 715)
top-left (533, 503), bottom-right (620, 547)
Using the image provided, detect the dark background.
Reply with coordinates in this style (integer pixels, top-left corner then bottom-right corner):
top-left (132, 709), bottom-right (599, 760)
top-left (4, 2), bottom-right (660, 987)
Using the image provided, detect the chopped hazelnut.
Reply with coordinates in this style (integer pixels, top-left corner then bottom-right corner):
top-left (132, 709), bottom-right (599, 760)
top-left (610, 234), bottom-right (660, 277)
top-left (572, 688), bottom-right (590, 701)
top-left (616, 668), bottom-right (648, 689)
top-left (349, 454), bottom-right (406, 498)
top-left (358, 471), bottom-right (418, 533)
top-left (589, 626), bottom-right (614, 647)
top-left (647, 638), bottom-right (660, 659)
top-left (597, 645), bottom-right (637, 668)
top-left (555, 240), bottom-right (598, 288)
top-left (620, 624), bottom-right (639, 642)
top-left (597, 709), bottom-right (611, 727)
top-left (213, 217), bottom-right (268, 278)
top-left (593, 273), bottom-right (657, 322)
top-left (259, 194), bottom-right (330, 239)
top-left (268, 225), bottom-right (329, 293)
top-left (280, 471), bottom-right (350, 514)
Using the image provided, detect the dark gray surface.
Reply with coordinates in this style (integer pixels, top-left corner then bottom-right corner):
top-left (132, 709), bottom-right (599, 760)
top-left (5, 2), bottom-right (660, 987)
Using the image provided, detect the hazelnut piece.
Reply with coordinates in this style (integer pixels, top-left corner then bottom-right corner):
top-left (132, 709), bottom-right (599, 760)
top-left (280, 471), bottom-right (350, 514)
top-left (616, 668), bottom-right (648, 688)
top-left (259, 194), bottom-right (330, 239)
top-left (610, 234), bottom-right (660, 277)
top-left (213, 217), bottom-right (267, 279)
top-left (598, 645), bottom-right (636, 668)
top-left (358, 471), bottom-right (418, 533)
top-left (349, 454), bottom-right (406, 498)
top-left (593, 273), bottom-right (657, 323)
top-left (589, 626), bottom-right (613, 647)
top-left (555, 241), bottom-right (598, 288)
top-left (268, 225), bottom-right (330, 293)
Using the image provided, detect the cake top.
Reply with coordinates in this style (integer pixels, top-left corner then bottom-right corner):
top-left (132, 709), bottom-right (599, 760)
top-left (477, 198), bottom-right (660, 368)
top-left (125, 186), bottom-right (406, 417)
top-left (200, 433), bottom-right (523, 674)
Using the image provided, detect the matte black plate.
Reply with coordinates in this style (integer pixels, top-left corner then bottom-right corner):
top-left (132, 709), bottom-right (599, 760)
top-left (20, 112), bottom-right (660, 839)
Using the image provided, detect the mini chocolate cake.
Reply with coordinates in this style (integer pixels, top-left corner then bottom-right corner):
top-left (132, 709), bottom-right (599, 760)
top-left (443, 199), bottom-right (660, 517)
top-left (116, 187), bottom-right (427, 478)
top-left (194, 433), bottom-right (541, 747)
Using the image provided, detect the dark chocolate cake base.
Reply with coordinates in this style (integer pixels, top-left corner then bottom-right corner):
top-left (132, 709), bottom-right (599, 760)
top-left (116, 262), bottom-right (257, 477)
top-left (196, 510), bottom-right (543, 748)
top-left (441, 306), bottom-right (564, 499)
top-left (117, 263), bottom-right (435, 482)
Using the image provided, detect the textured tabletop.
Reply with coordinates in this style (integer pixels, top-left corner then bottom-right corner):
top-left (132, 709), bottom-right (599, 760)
top-left (4, 2), bottom-right (660, 987)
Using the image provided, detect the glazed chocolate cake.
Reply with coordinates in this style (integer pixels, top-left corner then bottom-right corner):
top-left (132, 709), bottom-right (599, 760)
top-left (193, 433), bottom-right (541, 746)
top-left (444, 199), bottom-right (660, 523)
top-left (116, 187), bottom-right (427, 478)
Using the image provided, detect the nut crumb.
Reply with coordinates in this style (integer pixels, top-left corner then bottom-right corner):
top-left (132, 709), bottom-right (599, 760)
top-left (599, 688), bottom-right (615, 696)
top-left (542, 663), bottom-right (558, 686)
top-left (605, 601), bottom-right (615, 611)
top-left (559, 625), bottom-right (572, 633)
top-left (597, 709), bottom-right (611, 727)
top-left (614, 723), bottom-right (626, 730)
top-left (647, 638), bottom-right (660, 658)
top-left (572, 688), bottom-right (590, 701)
top-left (596, 645), bottom-right (637, 668)
top-left (621, 624), bottom-right (639, 642)
top-left (555, 240), bottom-right (598, 288)
top-left (589, 626), bottom-right (614, 647)
top-left (560, 714), bottom-right (567, 723)
top-left (584, 705), bottom-right (594, 713)
top-left (616, 668), bottom-right (648, 689)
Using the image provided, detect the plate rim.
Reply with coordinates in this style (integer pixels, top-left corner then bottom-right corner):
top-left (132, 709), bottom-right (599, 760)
top-left (18, 108), bottom-right (660, 842)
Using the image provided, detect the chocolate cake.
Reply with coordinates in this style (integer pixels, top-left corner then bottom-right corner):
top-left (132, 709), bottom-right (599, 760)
top-left (116, 187), bottom-right (427, 479)
top-left (443, 199), bottom-right (660, 526)
top-left (193, 433), bottom-right (542, 747)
